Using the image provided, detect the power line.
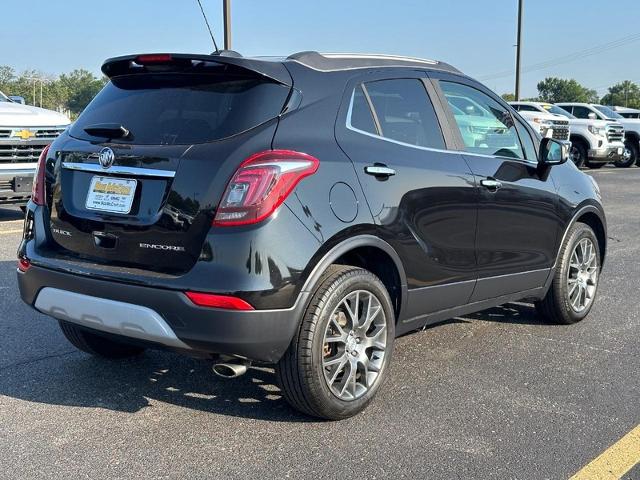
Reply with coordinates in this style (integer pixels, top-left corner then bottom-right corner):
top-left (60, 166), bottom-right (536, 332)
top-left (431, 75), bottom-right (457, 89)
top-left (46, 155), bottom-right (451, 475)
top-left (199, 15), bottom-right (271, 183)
top-left (479, 32), bottom-right (640, 81)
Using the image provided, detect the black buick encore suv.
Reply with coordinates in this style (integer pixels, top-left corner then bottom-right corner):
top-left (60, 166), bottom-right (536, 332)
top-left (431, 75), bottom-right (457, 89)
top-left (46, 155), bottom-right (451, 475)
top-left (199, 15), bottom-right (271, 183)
top-left (17, 51), bottom-right (606, 420)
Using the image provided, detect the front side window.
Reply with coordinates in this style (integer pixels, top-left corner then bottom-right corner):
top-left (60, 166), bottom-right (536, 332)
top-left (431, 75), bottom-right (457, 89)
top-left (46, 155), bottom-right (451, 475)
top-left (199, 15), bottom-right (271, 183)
top-left (362, 79), bottom-right (445, 149)
top-left (440, 82), bottom-right (524, 159)
top-left (514, 117), bottom-right (537, 162)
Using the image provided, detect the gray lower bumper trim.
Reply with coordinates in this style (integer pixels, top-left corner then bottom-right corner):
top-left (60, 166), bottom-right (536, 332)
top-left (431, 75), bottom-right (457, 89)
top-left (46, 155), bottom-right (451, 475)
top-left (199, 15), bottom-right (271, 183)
top-left (34, 287), bottom-right (191, 349)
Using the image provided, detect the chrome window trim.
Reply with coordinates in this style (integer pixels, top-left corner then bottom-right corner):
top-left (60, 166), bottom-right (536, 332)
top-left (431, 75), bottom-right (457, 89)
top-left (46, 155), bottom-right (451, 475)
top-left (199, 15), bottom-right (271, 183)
top-left (345, 89), bottom-right (457, 156)
top-left (62, 162), bottom-right (176, 178)
top-left (345, 88), bottom-right (539, 166)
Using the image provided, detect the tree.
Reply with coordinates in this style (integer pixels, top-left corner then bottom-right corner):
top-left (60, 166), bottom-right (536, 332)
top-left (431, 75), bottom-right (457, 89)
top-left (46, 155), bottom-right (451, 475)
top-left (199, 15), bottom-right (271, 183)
top-left (0, 65), bottom-right (106, 117)
top-left (58, 69), bottom-right (106, 114)
top-left (600, 81), bottom-right (640, 108)
top-left (501, 93), bottom-right (516, 101)
top-left (0, 66), bottom-right (15, 87)
top-left (537, 77), bottom-right (599, 103)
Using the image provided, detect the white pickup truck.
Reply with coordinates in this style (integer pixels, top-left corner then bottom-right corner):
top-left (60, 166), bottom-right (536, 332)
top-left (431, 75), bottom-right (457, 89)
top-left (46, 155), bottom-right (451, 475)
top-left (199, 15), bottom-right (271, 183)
top-left (556, 103), bottom-right (637, 168)
top-left (512, 101), bottom-right (625, 169)
top-left (0, 91), bottom-right (70, 206)
top-left (509, 102), bottom-right (570, 140)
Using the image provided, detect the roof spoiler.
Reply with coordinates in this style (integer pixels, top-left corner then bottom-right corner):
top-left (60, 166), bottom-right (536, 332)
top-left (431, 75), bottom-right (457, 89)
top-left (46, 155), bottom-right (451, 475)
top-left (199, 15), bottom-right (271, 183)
top-left (101, 53), bottom-right (293, 86)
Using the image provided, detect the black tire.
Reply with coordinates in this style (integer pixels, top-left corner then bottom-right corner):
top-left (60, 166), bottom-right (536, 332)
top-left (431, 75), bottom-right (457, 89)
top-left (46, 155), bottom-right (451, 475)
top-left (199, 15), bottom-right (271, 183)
top-left (535, 223), bottom-right (601, 324)
top-left (615, 140), bottom-right (638, 168)
top-left (569, 140), bottom-right (588, 168)
top-left (584, 161), bottom-right (605, 169)
top-left (276, 265), bottom-right (395, 420)
top-left (58, 320), bottom-right (146, 359)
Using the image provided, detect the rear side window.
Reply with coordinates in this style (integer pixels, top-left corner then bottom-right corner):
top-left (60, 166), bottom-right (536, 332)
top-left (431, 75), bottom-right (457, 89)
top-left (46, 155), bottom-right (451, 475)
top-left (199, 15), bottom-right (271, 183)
top-left (571, 106), bottom-right (594, 119)
top-left (70, 72), bottom-right (290, 145)
top-left (354, 79), bottom-right (445, 149)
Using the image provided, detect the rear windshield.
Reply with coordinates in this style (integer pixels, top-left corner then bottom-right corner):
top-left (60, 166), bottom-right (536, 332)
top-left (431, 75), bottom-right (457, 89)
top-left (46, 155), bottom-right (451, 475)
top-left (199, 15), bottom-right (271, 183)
top-left (70, 72), bottom-right (290, 145)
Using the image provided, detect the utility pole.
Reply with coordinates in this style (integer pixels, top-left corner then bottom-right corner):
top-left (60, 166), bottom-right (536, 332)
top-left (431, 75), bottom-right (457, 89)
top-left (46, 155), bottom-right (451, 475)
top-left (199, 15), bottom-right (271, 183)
top-left (515, 0), bottom-right (523, 100)
top-left (223, 0), bottom-right (231, 50)
top-left (624, 82), bottom-right (629, 107)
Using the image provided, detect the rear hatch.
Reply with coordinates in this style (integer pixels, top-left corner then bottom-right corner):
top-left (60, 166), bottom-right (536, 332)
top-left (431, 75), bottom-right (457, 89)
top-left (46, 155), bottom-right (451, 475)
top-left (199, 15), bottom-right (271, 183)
top-left (42, 55), bottom-right (292, 275)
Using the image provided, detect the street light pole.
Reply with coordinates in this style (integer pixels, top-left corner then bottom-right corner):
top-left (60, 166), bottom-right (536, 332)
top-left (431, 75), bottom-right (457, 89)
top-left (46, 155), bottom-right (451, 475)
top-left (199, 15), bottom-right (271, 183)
top-left (223, 0), bottom-right (231, 50)
top-left (515, 0), bottom-right (523, 100)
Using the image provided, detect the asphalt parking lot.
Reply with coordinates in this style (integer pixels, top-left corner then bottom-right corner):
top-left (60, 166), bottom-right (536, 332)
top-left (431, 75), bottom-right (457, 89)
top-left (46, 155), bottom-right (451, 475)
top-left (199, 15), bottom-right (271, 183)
top-left (0, 167), bottom-right (638, 480)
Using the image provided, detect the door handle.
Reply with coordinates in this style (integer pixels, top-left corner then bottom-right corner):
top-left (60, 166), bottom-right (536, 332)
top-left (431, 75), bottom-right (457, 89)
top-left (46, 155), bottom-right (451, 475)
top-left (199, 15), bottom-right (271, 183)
top-left (480, 178), bottom-right (503, 191)
top-left (365, 165), bottom-right (396, 178)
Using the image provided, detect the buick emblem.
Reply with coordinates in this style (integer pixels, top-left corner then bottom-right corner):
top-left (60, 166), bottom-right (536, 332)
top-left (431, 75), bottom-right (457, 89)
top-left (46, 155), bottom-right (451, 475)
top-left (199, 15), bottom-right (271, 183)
top-left (98, 147), bottom-right (115, 169)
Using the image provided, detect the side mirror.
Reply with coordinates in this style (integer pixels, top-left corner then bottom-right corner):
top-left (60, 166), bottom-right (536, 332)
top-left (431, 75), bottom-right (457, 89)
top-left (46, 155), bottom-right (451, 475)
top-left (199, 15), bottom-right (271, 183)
top-left (588, 112), bottom-right (597, 120)
top-left (539, 137), bottom-right (570, 166)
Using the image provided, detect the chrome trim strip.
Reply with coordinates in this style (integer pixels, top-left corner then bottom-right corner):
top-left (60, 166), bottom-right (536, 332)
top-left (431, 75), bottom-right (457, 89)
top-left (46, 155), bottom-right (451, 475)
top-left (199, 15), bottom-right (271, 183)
top-left (475, 267), bottom-right (550, 282)
top-left (321, 52), bottom-right (438, 65)
top-left (407, 269), bottom-right (549, 294)
top-left (345, 90), bottom-right (539, 166)
top-left (62, 162), bottom-right (176, 178)
top-left (346, 90), bottom-right (459, 155)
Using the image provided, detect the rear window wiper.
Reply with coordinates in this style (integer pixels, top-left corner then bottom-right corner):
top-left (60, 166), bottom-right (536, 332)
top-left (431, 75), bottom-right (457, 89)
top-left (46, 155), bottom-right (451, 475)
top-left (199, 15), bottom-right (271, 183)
top-left (83, 123), bottom-right (131, 139)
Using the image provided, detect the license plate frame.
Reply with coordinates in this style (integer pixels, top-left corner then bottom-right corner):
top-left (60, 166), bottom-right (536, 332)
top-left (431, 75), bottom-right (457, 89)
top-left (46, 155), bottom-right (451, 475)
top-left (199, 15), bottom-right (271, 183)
top-left (85, 176), bottom-right (137, 214)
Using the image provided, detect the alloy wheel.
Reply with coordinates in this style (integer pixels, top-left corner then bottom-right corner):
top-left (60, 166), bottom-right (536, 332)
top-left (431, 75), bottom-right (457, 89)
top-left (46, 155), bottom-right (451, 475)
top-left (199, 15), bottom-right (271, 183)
top-left (322, 290), bottom-right (388, 401)
top-left (566, 238), bottom-right (598, 313)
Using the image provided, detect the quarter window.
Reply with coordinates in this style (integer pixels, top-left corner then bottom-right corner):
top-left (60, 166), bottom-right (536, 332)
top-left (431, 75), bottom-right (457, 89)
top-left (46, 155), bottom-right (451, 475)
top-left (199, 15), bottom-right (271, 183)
top-left (440, 81), bottom-right (524, 160)
top-left (361, 79), bottom-right (445, 149)
top-left (349, 85), bottom-right (378, 135)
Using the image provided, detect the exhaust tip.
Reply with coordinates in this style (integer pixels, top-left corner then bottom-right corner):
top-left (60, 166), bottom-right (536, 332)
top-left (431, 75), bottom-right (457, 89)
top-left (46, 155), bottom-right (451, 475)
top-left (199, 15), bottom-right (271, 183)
top-left (212, 362), bottom-right (248, 379)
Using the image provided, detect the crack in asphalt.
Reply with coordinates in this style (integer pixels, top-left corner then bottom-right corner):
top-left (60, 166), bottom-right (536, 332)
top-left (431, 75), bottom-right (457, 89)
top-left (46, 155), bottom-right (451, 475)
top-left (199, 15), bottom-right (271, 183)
top-left (0, 350), bottom-right (78, 373)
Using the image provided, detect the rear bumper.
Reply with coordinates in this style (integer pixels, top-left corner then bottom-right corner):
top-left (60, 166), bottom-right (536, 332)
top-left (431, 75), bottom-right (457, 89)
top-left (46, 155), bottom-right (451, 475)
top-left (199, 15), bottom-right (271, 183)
top-left (0, 166), bottom-right (34, 204)
top-left (18, 264), bottom-right (308, 363)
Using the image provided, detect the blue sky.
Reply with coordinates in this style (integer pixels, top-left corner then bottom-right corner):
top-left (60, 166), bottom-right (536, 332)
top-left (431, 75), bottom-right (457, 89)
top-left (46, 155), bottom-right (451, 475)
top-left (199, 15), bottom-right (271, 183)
top-left (4, 0), bottom-right (640, 98)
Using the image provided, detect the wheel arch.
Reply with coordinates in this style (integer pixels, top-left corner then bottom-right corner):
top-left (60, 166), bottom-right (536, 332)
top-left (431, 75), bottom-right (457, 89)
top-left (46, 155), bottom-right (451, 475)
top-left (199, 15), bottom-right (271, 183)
top-left (555, 204), bottom-right (607, 269)
top-left (569, 134), bottom-right (590, 148)
top-left (624, 130), bottom-right (640, 143)
top-left (300, 235), bottom-right (408, 321)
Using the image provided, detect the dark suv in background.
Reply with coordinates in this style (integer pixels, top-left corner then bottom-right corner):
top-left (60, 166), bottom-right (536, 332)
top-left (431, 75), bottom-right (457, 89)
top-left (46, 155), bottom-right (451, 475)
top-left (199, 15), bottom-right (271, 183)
top-left (17, 51), bottom-right (606, 420)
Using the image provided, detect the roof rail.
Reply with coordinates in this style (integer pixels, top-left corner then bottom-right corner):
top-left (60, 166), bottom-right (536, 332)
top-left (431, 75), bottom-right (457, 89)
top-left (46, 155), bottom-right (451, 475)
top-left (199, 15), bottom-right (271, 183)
top-left (286, 51), bottom-right (460, 73)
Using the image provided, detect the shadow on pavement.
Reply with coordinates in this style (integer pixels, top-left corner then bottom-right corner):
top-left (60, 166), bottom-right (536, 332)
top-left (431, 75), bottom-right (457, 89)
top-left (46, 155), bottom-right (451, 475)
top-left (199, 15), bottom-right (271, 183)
top-left (0, 207), bottom-right (24, 222)
top-left (1, 243), bottom-right (542, 422)
top-left (1, 346), bottom-right (316, 423)
top-left (461, 302), bottom-right (545, 325)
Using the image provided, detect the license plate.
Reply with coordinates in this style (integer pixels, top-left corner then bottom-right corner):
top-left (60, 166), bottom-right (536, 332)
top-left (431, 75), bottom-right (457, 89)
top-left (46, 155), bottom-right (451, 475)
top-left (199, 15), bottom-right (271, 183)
top-left (85, 176), bottom-right (137, 214)
top-left (617, 147), bottom-right (624, 155)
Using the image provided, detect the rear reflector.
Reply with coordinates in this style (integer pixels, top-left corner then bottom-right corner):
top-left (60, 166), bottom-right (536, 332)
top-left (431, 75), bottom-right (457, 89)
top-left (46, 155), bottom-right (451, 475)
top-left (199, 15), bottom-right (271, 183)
top-left (213, 150), bottom-right (319, 226)
top-left (17, 257), bottom-right (30, 272)
top-left (135, 54), bottom-right (173, 64)
top-left (185, 291), bottom-right (254, 311)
